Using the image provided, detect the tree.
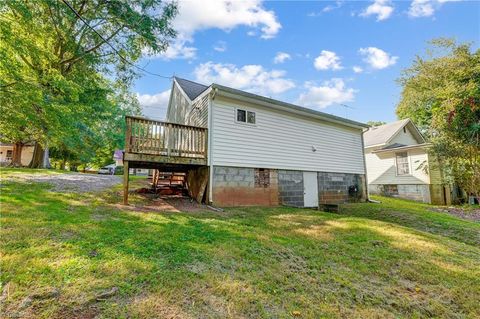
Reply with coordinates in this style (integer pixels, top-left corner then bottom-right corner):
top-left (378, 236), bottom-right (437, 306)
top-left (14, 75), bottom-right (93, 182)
top-left (366, 121), bottom-right (386, 127)
top-left (396, 39), bottom-right (480, 199)
top-left (0, 0), bottom-right (177, 167)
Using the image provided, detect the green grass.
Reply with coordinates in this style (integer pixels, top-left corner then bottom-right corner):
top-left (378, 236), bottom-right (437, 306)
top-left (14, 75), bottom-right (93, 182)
top-left (0, 167), bottom-right (69, 178)
top-left (1, 174), bottom-right (479, 318)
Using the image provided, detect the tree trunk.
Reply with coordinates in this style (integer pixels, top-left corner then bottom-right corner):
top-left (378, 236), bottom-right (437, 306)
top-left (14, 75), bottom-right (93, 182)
top-left (29, 143), bottom-right (45, 168)
top-left (11, 142), bottom-right (24, 167)
top-left (43, 147), bottom-right (51, 168)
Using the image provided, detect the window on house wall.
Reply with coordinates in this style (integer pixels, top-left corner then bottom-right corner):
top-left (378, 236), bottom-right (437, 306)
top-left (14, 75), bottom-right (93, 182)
top-left (396, 152), bottom-right (409, 175)
top-left (255, 168), bottom-right (270, 188)
top-left (383, 184), bottom-right (398, 195)
top-left (6, 150), bottom-right (13, 161)
top-left (236, 109), bottom-right (256, 124)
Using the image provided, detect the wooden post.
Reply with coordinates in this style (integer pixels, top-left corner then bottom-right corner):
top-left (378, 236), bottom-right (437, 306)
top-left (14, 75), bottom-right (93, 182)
top-left (123, 160), bottom-right (130, 205)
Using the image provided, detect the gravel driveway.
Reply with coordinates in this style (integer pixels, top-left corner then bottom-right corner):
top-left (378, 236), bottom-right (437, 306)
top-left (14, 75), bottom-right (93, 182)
top-left (3, 172), bottom-right (122, 193)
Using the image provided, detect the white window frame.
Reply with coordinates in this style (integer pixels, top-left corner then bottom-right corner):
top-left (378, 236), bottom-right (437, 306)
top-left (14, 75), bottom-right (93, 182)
top-left (234, 108), bottom-right (256, 126)
top-left (395, 151), bottom-right (410, 176)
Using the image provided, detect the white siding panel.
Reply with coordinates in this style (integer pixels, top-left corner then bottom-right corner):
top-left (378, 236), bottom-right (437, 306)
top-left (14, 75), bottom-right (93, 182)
top-left (166, 84), bottom-right (191, 124)
top-left (211, 97), bottom-right (365, 174)
top-left (391, 127), bottom-right (420, 146)
top-left (186, 94), bottom-right (209, 128)
top-left (365, 148), bottom-right (430, 185)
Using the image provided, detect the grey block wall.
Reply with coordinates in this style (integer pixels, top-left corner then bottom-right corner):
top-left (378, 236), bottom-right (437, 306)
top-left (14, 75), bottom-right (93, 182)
top-left (278, 170), bottom-right (304, 207)
top-left (369, 184), bottom-right (431, 203)
top-left (318, 172), bottom-right (365, 204)
top-left (213, 166), bottom-right (255, 188)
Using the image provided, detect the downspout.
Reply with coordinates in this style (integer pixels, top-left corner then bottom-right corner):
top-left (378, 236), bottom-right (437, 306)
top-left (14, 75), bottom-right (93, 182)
top-left (207, 88), bottom-right (217, 204)
top-left (360, 130), bottom-right (370, 202)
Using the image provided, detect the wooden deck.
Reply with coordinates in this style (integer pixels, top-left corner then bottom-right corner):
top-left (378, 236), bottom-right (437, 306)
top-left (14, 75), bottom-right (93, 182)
top-left (123, 115), bottom-right (208, 204)
top-left (124, 115), bottom-right (208, 165)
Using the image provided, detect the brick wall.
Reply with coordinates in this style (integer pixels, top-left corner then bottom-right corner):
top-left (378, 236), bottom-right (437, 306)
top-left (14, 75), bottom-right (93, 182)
top-left (318, 172), bottom-right (366, 204)
top-left (212, 166), bottom-right (279, 206)
top-left (278, 170), bottom-right (304, 207)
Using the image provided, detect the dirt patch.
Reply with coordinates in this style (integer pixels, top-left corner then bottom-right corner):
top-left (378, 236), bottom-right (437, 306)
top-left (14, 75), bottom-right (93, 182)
top-left (431, 207), bottom-right (480, 222)
top-left (2, 172), bottom-right (121, 193)
top-left (118, 195), bottom-right (212, 213)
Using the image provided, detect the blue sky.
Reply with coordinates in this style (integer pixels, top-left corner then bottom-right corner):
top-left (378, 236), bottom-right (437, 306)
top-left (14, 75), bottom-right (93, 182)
top-left (135, 0), bottom-right (479, 123)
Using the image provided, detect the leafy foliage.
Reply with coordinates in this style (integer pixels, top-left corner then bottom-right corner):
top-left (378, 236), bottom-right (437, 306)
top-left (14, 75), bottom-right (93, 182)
top-left (396, 39), bottom-right (480, 197)
top-left (0, 0), bottom-right (177, 168)
top-left (366, 120), bottom-right (386, 127)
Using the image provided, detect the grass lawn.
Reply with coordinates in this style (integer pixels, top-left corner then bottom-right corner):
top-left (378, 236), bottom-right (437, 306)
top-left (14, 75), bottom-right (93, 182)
top-left (1, 170), bottom-right (479, 318)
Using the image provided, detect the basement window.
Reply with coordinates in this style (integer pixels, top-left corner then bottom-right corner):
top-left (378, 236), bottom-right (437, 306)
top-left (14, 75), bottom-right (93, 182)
top-left (236, 108), bottom-right (256, 124)
top-left (383, 185), bottom-right (398, 195)
top-left (396, 152), bottom-right (410, 175)
top-left (255, 168), bottom-right (270, 188)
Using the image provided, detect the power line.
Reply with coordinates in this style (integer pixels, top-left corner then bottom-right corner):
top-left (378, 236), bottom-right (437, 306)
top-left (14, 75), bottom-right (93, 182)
top-left (61, 0), bottom-right (172, 80)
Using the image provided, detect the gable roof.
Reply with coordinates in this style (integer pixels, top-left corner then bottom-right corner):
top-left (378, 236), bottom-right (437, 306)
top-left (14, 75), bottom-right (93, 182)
top-left (168, 77), bottom-right (368, 129)
top-left (174, 77), bottom-right (209, 101)
top-left (363, 118), bottom-right (425, 148)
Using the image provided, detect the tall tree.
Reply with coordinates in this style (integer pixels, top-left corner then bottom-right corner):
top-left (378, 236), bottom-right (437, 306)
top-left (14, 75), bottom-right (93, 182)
top-left (396, 39), bottom-right (480, 198)
top-left (0, 0), bottom-right (177, 167)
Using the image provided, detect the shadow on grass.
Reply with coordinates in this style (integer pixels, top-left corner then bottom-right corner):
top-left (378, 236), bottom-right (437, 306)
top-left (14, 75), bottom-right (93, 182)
top-left (2, 182), bottom-right (480, 318)
top-left (339, 196), bottom-right (480, 246)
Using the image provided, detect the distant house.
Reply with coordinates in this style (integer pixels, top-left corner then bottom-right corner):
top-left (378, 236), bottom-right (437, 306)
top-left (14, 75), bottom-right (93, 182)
top-left (0, 142), bottom-right (34, 166)
top-left (123, 77), bottom-right (369, 207)
top-left (363, 119), bottom-right (448, 204)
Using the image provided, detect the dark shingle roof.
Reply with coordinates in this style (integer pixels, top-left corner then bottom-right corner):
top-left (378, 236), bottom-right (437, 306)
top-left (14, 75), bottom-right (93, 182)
top-left (381, 143), bottom-right (407, 150)
top-left (174, 77), bottom-right (209, 100)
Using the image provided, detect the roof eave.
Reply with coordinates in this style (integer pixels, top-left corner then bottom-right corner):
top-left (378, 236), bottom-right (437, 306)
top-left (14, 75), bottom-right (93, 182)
top-left (372, 143), bottom-right (432, 153)
top-left (212, 84), bottom-right (368, 130)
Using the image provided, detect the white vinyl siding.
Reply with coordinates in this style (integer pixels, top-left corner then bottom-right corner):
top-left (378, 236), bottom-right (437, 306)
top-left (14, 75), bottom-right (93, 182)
top-left (390, 126), bottom-right (420, 146)
top-left (365, 147), bottom-right (430, 185)
top-left (186, 93), bottom-right (209, 128)
top-left (210, 96), bottom-right (365, 174)
top-left (165, 84), bottom-right (190, 124)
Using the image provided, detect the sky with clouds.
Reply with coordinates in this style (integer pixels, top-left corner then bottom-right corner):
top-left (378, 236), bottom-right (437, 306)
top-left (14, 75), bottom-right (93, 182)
top-left (135, 0), bottom-right (479, 123)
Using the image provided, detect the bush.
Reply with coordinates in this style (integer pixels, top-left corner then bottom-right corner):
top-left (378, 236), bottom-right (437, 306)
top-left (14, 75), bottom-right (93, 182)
top-left (114, 166), bottom-right (124, 175)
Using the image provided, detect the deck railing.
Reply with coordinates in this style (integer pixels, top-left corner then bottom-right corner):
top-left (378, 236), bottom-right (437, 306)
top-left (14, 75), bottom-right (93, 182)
top-left (125, 116), bottom-right (207, 159)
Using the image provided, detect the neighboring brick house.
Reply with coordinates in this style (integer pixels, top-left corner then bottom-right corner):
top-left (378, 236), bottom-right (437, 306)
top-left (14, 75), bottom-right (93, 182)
top-left (123, 77), bottom-right (369, 207)
top-left (363, 119), bottom-right (449, 205)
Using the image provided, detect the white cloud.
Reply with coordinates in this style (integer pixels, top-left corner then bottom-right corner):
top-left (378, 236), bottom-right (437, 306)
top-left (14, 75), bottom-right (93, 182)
top-left (213, 41), bottom-right (227, 52)
top-left (353, 66), bottom-right (364, 73)
top-left (408, 0), bottom-right (459, 18)
top-left (194, 62), bottom-right (295, 95)
top-left (360, 0), bottom-right (394, 21)
top-left (359, 47), bottom-right (398, 69)
top-left (152, 0), bottom-right (281, 59)
top-left (314, 50), bottom-right (342, 71)
top-left (137, 90), bottom-right (171, 120)
top-left (273, 52), bottom-right (291, 64)
top-left (297, 79), bottom-right (356, 109)
top-left (323, 0), bottom-right (344, 12)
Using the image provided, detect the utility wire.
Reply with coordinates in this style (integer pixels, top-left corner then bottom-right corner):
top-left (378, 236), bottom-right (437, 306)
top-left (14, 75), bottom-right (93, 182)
top-left (61, 0), bottom-right (172, 79)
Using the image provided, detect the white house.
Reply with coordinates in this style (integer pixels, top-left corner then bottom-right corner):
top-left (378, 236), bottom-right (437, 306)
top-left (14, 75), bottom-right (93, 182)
top-left (143, 77), bottom-right (368, 207)
top-left (363, 119), bottom-right (448, 204)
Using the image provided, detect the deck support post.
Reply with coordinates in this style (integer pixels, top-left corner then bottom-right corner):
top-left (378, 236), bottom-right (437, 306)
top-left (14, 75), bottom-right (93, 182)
top-left (123, 160), bottom-right (130, 205)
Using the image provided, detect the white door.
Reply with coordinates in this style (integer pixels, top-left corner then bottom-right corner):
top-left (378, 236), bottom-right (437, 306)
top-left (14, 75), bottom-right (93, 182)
top-left (303, 171), bottom-right (318, 207)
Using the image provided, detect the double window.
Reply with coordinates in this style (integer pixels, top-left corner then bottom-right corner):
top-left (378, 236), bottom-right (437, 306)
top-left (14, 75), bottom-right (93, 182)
top-left (396, 152), bottom-right (410, 175)
top-left (236, 109), bottom-right (256, 125)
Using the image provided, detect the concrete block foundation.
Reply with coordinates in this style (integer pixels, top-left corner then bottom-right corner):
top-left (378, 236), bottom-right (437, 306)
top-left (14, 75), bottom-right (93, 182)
top-left (278, 170), bottom-right (304, 207)
top-left (369, 183), bottom-right (434, 203)
top-left (212, 166), bottom-right (366, 207)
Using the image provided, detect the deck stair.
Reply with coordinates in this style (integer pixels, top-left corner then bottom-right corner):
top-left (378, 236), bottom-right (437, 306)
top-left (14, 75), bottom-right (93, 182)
top-left (123, 115), bottom-right (208, 204)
